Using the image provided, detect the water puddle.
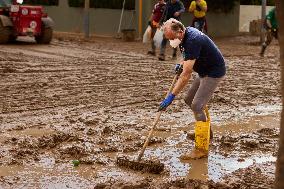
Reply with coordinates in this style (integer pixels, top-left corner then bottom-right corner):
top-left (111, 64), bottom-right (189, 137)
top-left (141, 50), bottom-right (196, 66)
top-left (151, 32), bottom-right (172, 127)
top-left (0, 114), bottom-right (279, 187)
top-left (0, 127), bottom-right (54, 143)
top-left (141, 113), bottom-right (279, 181)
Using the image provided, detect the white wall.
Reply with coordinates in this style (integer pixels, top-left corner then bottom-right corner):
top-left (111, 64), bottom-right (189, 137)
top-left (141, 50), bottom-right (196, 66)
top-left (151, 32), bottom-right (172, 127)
top-left (239, 5), bottom-right (274, 32)
top-left (44, 0), bottom-right (136, 36)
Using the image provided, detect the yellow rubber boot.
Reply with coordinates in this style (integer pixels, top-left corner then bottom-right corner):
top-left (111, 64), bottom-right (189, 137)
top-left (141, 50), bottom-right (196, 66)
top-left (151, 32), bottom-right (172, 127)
top-left (194, 120), bottom-right (210, 152)
top-left (179, 108), bottom-right (211, 160)
top-left (180, 120), bottom-right (210, 160)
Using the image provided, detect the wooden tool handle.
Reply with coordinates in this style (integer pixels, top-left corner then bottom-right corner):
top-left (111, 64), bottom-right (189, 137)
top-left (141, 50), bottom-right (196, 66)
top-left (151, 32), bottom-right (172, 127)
top-left (137, 74), bottom-right (178, 161)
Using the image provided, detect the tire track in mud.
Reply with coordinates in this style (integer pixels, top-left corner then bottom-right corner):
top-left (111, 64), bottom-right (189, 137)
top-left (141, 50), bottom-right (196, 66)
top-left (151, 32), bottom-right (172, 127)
top-left (0, 40), bottom-right (167, 132)
top-left (0, 37), bottom-right (281, 126)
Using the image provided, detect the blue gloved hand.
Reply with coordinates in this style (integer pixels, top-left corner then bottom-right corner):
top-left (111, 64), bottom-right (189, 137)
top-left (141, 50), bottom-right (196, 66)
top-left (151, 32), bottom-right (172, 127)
top-left (158, 93), bottom-right (175, 111)
top-left (174, 64), bottom-right (183, 75)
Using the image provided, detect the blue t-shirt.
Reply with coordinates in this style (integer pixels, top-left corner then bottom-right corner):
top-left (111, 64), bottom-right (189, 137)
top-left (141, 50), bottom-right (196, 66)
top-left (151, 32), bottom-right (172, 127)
top-left (179, 27), bottom-right (226, 78)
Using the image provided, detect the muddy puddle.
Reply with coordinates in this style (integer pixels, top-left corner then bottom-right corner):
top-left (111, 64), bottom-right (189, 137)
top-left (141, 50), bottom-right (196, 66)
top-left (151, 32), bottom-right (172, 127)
top-left (0, 127), bottom-right (54, 143)
top-left (0, 114), bottom-right (279, 188)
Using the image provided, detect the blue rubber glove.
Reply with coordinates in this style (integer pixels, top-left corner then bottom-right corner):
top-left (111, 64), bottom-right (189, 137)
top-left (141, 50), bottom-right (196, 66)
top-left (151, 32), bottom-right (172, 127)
top-left (158, 93), bottom-right (175, 111)
top-left (174, 64), bottom-right (183, 75)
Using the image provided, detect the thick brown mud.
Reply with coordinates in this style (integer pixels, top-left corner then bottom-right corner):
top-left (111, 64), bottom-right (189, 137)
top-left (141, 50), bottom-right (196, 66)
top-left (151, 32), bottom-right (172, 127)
top-left (0, 35), bottom-right (280, 188)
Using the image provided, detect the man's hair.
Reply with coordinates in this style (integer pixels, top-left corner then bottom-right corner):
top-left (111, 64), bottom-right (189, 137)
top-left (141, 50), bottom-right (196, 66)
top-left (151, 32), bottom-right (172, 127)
top-left (162, 18), bottom-right (185, 34)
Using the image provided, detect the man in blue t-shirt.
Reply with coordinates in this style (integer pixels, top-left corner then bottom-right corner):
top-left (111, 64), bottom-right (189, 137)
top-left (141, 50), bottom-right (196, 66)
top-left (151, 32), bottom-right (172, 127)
top-left (158, 18), bottom-right (226, 159)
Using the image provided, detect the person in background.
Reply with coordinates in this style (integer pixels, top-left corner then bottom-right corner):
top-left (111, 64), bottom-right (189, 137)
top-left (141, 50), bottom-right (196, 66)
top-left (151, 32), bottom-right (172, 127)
top-left (188, 0), bottom-right (208, 33)
top-left (147, 0), bottom-right (166, 56)
top-left (260, 7), bottom-right (278, 57)
top-left (158, 0), bottom-right (185, 61)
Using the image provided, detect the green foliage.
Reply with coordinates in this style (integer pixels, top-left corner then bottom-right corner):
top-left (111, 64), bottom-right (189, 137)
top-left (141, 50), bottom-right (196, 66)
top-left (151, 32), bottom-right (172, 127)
top-left (23, 0), bottom-right (58, 6)
top-left (240, 0), bottom-right (275, 6)
top-left (182, 0), bottom-right (239, 13)
top-left (68, 0), bottom-right (135, 10)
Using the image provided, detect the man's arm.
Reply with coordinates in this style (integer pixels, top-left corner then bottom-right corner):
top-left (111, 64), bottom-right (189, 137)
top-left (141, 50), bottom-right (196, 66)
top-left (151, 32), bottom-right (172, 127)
top-left (159, 4), bottom-right (168, 26)
top-left (172, 59), bottom-right (195, 96)
top-left (189, 1), bottom-right (196, 12)
top-left (266, 9), bottom-right (274, 29)
top-left (158, 59), bottom-right (195, 111)
top-left (177, 0), bottom-right (185, 13)
top-left (174, 1), bottom-right (185, 18)
top-left (199, 1), bottom-right (207, 12)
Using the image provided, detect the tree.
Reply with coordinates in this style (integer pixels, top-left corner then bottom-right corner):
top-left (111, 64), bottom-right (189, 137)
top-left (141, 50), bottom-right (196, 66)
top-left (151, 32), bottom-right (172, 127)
top-left (275, 0), bottom-right (284, 188)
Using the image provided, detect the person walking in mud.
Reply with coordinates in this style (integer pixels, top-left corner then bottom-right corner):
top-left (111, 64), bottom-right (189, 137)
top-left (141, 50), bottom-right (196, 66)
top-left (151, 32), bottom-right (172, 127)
top-left (158, 0), bottom-right (185, 61)
top-left (260, 7), bottom-right (278, 57)
top-left (158, 18), bottom-right (226, 159)
top-left (188, 0), bottom-right (208, 33)
top-left (147, 0), bottom-right (166, 56)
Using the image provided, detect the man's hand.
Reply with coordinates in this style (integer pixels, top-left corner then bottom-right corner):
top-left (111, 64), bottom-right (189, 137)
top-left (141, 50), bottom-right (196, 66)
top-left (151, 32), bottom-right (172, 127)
top-left (174, 64), bottom-right (183, 75)
top-left (174, 12), bottom-right (180, 17)
top-left (158, 93), bottom-right (175, 111)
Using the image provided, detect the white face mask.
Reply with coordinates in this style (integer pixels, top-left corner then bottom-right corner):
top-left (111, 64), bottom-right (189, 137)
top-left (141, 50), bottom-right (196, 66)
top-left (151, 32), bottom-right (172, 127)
top-left (169, 38), bottom-right (181, 48)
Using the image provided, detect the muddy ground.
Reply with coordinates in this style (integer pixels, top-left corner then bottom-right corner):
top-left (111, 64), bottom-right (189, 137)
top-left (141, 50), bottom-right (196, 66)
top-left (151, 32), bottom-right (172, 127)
top-left (0, 34), bottom-right (281, 189)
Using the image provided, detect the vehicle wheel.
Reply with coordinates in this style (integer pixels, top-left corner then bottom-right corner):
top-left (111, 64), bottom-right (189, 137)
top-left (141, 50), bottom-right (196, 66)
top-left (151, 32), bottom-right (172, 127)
top-left (35, 24), bottom-right (53, 44)
top-left (0, 22), bottom-right (11, 44)
top-left (9, 29), bottom-right (17, 43)
top-left (9, 35), bottom-right (17, 43)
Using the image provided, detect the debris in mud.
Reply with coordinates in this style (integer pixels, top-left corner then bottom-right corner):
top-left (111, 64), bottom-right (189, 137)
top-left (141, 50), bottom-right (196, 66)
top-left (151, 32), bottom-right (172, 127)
top-left (217, 128), bottom-right (279, 155)
top-left (135, 136), bottom-right (165, 147)
top-left (13, 132), bottom-right (79, 149)
top-left (96, 178), bottom-right (233, 189)
top-left (257, 128), bottom-right (279, 137)
top-left (101, 144), bottom-right (120, 152)
top-left (80, 154), bottom-right (111, 165)
top-left (94, 183), bottom-right (110, 189)
top-left (0, 132), bottom-right (80, 165)
top-left (94, 178), bottom-right (153, 189)
top-left (86, 128), bottom-right (96, 135)
top-left (107, 180), bottom-right (150, 189)
top-left (59, 144), bottom-right (88, 158)
top-left (0, 176), bottom-right (21, 187)
top-left (124, 134), bottom-right (142, 142)
top-left (241, 138), bottom-right (259, 149)
top-left (121, 144), bottom-right (140, 152)
top-left (221, 162), bottom-right (275, 189)
top-left (82, 118), bottom-right (100, 126)
top-left (101, 126), bottom-right (114, 135)
top-left (116, 156), bottom-right (165, 174)
top-left (12, 149), bottom-right (39, 160)
top-left (2, 67), bottom-right (17, 73)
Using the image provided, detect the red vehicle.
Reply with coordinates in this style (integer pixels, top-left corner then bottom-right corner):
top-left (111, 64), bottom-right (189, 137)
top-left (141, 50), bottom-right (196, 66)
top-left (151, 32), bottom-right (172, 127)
top-left (0, 0), bottom-right (54, 44)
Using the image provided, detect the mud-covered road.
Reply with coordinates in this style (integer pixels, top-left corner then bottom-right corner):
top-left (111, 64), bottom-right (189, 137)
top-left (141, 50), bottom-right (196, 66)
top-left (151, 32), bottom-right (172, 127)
top-left (0, 35), bottom-right (281, 189)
